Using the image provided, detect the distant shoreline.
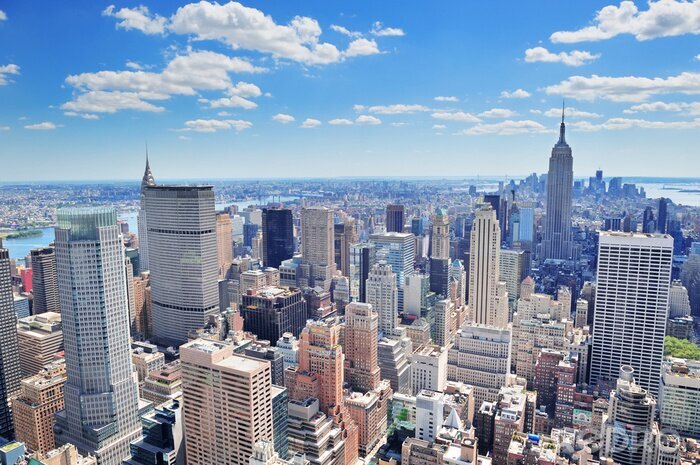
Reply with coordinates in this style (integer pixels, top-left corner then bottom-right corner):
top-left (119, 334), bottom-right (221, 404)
top-left (1, 229), bottom-right (44, 240)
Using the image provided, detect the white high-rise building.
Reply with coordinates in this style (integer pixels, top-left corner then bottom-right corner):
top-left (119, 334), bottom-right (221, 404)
top-left (300, 207), bottom-right (336, 291)
top-left (137, 156), bottom-right (155, 272)
top-left (468, 206), bottom-right (508, 328)
top-left (144, 186), bottom-right (219, 347)
top-left (53, 208), bottom-right (141, 465)
top-left (659, 358), bottom-right (700, 439)
top-left (668, 280), bottom-right (692, 318)
top-left (369, 232), bottom-right (415, 311)
top-left (591, 231), bottom-right (673, 397)
top-left (411, 344), bottom-right (448, 395)
top-left (366, 260), bottom-right (398, 335)
top-left (540, 109), bottom-right (576, 261)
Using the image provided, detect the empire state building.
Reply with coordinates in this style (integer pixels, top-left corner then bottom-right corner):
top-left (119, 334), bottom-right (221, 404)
top-left (541, 107), bottom-right (576, 261)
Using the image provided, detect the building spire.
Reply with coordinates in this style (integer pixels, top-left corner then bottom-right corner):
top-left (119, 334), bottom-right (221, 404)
top-left (558, 99), bottom-right (566, 145)
top-left (141, 145), bottom-right (155, 191)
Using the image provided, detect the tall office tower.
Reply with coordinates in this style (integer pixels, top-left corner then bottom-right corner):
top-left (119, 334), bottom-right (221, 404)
top-left (385, 204), bottom-right (405, 233)
top-left (642, 206), bottom-right (656, 233)
top-left (368, 232), bottom-right (415, 311)
top-left (366, 261), bottom-right (398, 335)
top-left (657, 197), bottom-right (669, 234)
top-left (411, 344), bottom-right (448, 395)
top-left (540, 109), bottom-right (575, 261)
top-left (659, 358), bottom-right (700, 439)
top-left (429, 257), bottom-right (450, 298)
top-left (345, 380), bottom-right (391, 458)
top-left (668, 280), bottom-right (692, 318)
top-left (284, 318), bottom-right (358, 465)
top-left (300, 207), bottom-right (336, 291)
top-left (216, 212), bottom-right (233, 279)
top-left (430, 209), bottom-right (450, 259)
top-left (377, 335), bottom-right (412, 395)
top-left (499, 248), bottom-right (527, 311)
top-left (30, 247), bottom-right (60, 314)
top-left (53, 208), bottom-right (141, 465)
top-left (16, 312), bottom-right (63, 377)
top-left (601, 366), bottom-right (659, 465)
top-left (591, 231), bottom-right (672, 397)
top-left (468, 206), bottom-right (508, 328)
top-left (144, 185), bottom-right (219, 347)
top-left (270, 386), bottom-right (289, 459)
top-left (349, 243), bottom-right (375, 303)
top-left (180, 339), bottom-right (273, 465)
top-left (434, 299), bottom-right (457, 348)
top-left (137, 156), bottom-right (156, 273)
top-left (262, 208), bottom-right (294, 269)
top-left (240, 286), bottom-right (307, 345)
top-left (0, 244), bottom-right (21, 439)
top-left (11, 361), bottom-right (66, 454)
top-left (132, 272), bottom-right (151, 340)
top-left (449, 260), bottom-right (467, 308)
top-left (334, 220), bottom-right (358, 278)
top-left (344, 303), bottom-right (381, 392)
top-left (287, 398), bottom-right (347, 465)
top-left (447, 324), bottom-right (511, 407)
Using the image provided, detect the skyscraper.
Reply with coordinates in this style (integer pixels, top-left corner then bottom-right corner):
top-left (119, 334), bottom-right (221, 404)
top-left (334, 220), bottom-right (358, 278)
top-left (430, 209), bottom-right (450, 260)
top-left (216, 212), bottom-right (233, 279)
top-left (262, 208), bottom-right (295, 269)
top-left (385, 204), bottom-right (405, 233)
top-left (144, 186), bottom-right (219, 347)
top-left (657, 197), bottom-right (669, 234)
top-left (541, 108), bottom-right (575, 261)
top-left (349, 243), bottom-right (375, 303)
top-left (368, 232), bottom-right (415, 311)
top-left (137, 155), bottom-right (155, 273)
top-left (240, 286), bottom-right (307, 344)
top-left (343, 302), bottom-right (381, 392)
top-left (468, 206), bottom-right (508, 328)
top-left (591, 231), bottom-right (673, 397)
top-left (180, 339), bottom-right (273, 465)
top-left (29, 247), bottom-right (60, 314)
top-left (300, 207), bottom-right (336, 291)
top-left (53, 208), bottom-right (141, 465)
top-left (366, 261), bottom-right (398, 336)
top-left (0, 242), bottom-right (21, 440)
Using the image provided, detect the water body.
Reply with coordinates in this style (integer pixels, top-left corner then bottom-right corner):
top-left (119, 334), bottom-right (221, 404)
top-left (4, 195), bottom-right (299, 260)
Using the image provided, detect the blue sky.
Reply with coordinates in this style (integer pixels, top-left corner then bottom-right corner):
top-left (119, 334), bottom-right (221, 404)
top-left (1, 0), bottom-right (700, 181)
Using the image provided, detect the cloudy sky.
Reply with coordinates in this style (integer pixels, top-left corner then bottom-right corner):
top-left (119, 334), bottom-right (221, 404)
top-left (1, 1), bottom-right (700, 181)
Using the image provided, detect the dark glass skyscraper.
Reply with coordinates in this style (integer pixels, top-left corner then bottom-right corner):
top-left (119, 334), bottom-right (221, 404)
top-left (657, 197), bottom-right (669, 234)
top-left (240, 287), bottom-right (306, 344)
top-left (385, 204), bottom-right (405, 233)
top-left (262, 208), bottom-right (294, 269)
top-left (0, 243), bottom-right (21, 439)
top-left (30, 247), bottom-right (60, 314)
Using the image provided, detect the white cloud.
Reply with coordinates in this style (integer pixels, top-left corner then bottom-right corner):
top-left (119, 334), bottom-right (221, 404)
top-left (479, 108), bottom-right (517, 118)
top-left (391, 122), bottom-right (408, 127)
top-left (0, 126), bottom-right (10, 131)
top-left (181, 118), bottom-right (252, 132)
top-left (365, 104), bottom-right (429, 114)
top-left (329, 118), bottom-right (354, 125)
top-left (434, 96), bottom-right (458, 102)
top-left (456, 120), bottom-right (549, 136)
top-left (0, 10), bottom-right (7, 21)
top-left (199, 81), bottom-right (262, 109)
top-left (178, 135), bottom-right (192, 140)
top-left (344, 38), bottom-right (381, 57)
top-left (0, 64), bottom-right (20, 86)
top-left (622, 100), bottom-right (700, 114)
top-left (570, 117), bottom-right (700, 131)
top-left (551, 0), bottom-right (700, 43)
top-left (356, 115), bottom-right (381, 125)
top-left (301, 118), bottom-right (322, 128)
top-left (217, 111), bottom-right (232, 116)
top-left (371, 21), bottom-right (405, 37)
top-left (103, 5), bottom-right (167, 35)
top-left (695, 53), bottom-right (700, 61)
top-left (273, 113), bottom-right (295, 124)
top-left (545, 71), bottom-right (700, 102)
top-left (524, 46), bottom-right (600, 66)
top-left (500, 88), bottom-right (531, 99)
top-left (64, 111), bottom-right (100, 120)
top-left (63, 50), bottom-right (264, 113)
top-left (330, 24), bottom-right (362, 38)
top-left (24, 121), bottom-right (59, 130)
top-left (541, 107), bottom-right (602, 118)
top-left (169, 2), bottom-right (348, 65)
top-left (62, 91), bottom-right (166, 113)
top-left (431, 111), bottom-right (481, 122)
top-left (125, 61), bottom-right (143, 70)
top-left (432, 124), bottom-right (446, 129)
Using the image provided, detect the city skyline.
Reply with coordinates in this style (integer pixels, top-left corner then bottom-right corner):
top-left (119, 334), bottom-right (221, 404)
top-left (1, 1), bottom-right (700, 180)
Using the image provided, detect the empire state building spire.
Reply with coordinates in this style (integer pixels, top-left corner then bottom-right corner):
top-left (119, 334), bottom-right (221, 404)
top-left (557, 100), bottom-right (567, 146)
